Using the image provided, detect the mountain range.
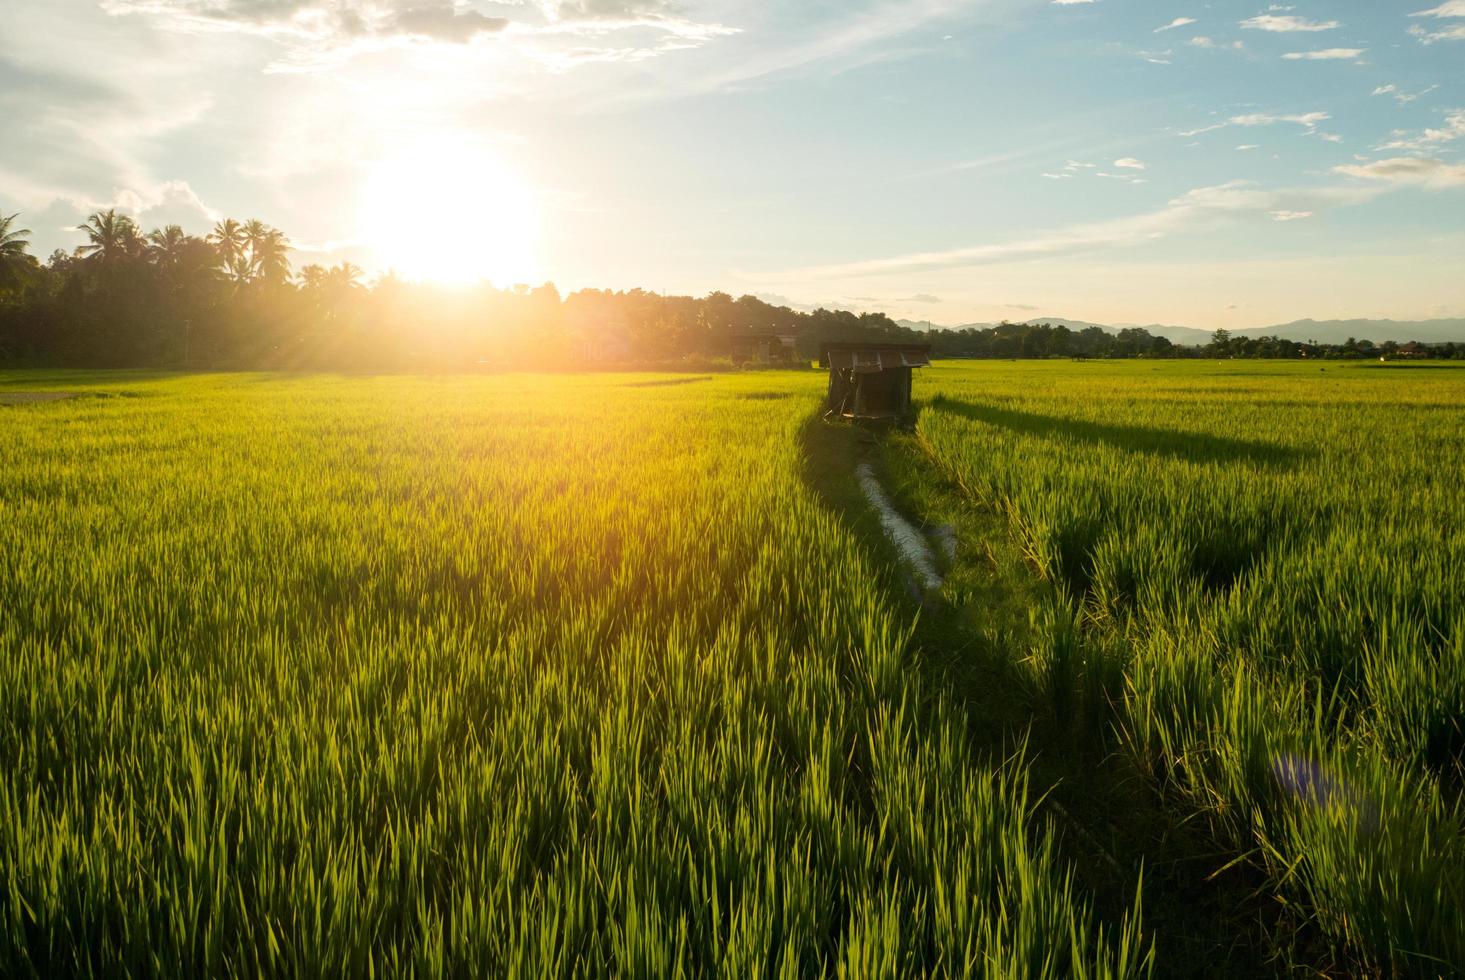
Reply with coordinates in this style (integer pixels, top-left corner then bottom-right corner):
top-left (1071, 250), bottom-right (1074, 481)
top-left (894, 317), bottom-right (1465, 347)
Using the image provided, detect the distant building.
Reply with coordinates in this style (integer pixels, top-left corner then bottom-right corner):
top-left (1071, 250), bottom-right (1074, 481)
top-left (820, 343), bottom-right (932, 421)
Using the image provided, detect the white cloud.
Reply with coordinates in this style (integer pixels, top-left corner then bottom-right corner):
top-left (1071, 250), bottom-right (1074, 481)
top-left (1334, 157), bottom-right (1465, 189)
top-left (1411, 2), bottom-right (1465, 17)
top-left (102, 1), bottom-right (510, 43)
top-left (621, 0), bottom-right (959, 103)
top-left (1189, 36), bottom-right (1244, 49)
top-left (1114, 157), bottom-right (1146, 169)
top-left (1281, 48), bottom-right (1365, 60)
top-left (1409, 5), bottom-right (1465, 41)
top-left (1376, 83), bottom-right (1439, 105)
top-left (1181, 111), bottom-right (1329, 137)
top-left (1240, 14), bottom-right (1339, 31)
top-left (1269, 210), bottom-right (1313, 221)
top-left (102, 0), bottom-right (738, 67)
top-left (1379, 109), bottom-right (1465, 150)
top-left (1237, 144), bottom-right (1261, 150)
top-left (1154, 17), bottom-right (1197, 33)
top-left (1050, 0), bottom-right (1097, 5)
top-left (1409, 23), bottom-right (1465, 42)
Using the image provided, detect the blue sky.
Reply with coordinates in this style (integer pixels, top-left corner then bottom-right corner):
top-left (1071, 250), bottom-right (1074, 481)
top-left (3, 0), bottom-right (1463, 327)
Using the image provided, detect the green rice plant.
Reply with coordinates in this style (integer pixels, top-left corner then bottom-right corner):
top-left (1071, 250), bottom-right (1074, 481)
top-left (0, 370), bottom-right (1148, 978)
top-left (917, 360), bottom-right (1465, 972)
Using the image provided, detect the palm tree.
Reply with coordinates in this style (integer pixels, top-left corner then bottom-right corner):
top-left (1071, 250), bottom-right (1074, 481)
top-left (299, 262), bottom-right (361, 322)
top-left (298, 263), bottom-right (328, 291)
top-left (249, 226), bottom-right (292, 284)
top-left (324, 262), bottom-right (362, 292)
top-left (146, 224), bottom-right (191, 271)
top-left (0, 213), bottom-right (33, 295)
top-left (207, 219), bottom-right (246, 268)
top-left (76, 209), bottom-right (142, 265)
top-left (241, 219), bottom-right (271, 267)
top-left (223, 253), bottom-right (256, 287)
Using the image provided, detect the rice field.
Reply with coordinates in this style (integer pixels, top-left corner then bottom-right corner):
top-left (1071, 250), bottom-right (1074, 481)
top-left (915, 360), bottom-right (1465, 975)
top-left (0, 362), bottom-right (1460, 976)
top-left (0, 370), bottom-right (1147, 978)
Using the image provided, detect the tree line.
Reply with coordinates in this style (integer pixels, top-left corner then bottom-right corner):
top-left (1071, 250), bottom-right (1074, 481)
top-left (1, 211), bottom-right (1459, 369)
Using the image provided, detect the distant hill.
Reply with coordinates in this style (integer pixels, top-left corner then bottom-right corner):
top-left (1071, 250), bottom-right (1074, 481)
top-left (897, 317), bottom-right (1465, 347)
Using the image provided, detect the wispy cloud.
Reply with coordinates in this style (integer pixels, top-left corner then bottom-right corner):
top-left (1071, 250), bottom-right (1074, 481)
top-left (1114, 157), bottom-right (1147, 170)
top-left (1281, 48), bottom-right (1365, 60)
top-left (1180, 111), bottom-right (1329, 138)
top-left (1154, 17), bottom-right (1196, 33)
top-left (1409, 1), bottom-right (1465, 42)
top-left (1240, 14), bottom-right (1339, 32)
top-left (1411, 2), bottom-right (1465, 17)
top-left (747, 181), bottom-right (1381, 281)
top-left (1188, 36), bottom-right (1244, 50)
top-left (1379, 109), bottom-right (1465, 151)
top-left (1334, 157), bottom-right (1465, 188)
top-left (640, 0), bottom-right (961, 99)
top-left (102, 0), bottom-right (738, 69)
top-left (1372, 83), bottom-right (1438, 105)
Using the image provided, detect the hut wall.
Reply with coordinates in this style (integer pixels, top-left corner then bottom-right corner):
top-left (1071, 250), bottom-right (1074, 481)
top-left (854, 368), bottom-right (912, 417)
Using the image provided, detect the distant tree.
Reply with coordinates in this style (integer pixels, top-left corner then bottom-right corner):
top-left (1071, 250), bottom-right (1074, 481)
top-left (76, 209), bottom-right (143, 266)
top-left (208, 219), bottom-right (247, 268)
top-left (146, 225), bottom-right (192, 271)
top-left (250, 225), bottom-right (292, 284)
top-left (0, 213), bottom-right (34, 297)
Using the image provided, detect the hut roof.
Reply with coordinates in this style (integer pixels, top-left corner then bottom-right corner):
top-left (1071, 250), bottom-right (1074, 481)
top-left (819, 343), bottom-right (932, 373)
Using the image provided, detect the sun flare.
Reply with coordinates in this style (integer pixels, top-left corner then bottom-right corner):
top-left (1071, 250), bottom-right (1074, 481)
top-left (361, 138), bottom-right (538, 286)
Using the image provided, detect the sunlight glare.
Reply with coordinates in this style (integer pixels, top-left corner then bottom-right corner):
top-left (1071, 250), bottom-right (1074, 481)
top-left (362, 138), bottom-right (539, 286)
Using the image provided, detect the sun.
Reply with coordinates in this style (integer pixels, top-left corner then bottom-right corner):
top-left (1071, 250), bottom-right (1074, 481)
top-left (361, 137), bottom-right (539, 286)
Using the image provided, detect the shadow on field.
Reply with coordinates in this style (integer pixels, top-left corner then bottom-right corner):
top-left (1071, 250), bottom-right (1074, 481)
top-left (1357, 364), bottom-right (1465, 373)
top-left (796, 407), bottom-right (1302, 978)
top-left (619, 375), bottom-right (713, 388)
top-left (926, 396), bottom-right (1307, 467)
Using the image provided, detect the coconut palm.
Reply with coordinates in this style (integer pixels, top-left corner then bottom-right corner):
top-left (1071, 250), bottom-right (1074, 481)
top-left (0, 213), bottom-right (33, 295)
top-left (76, 209), bottom-right (142, 265)
top-left (146, 225), bottom-right (191, 271)
top-left (324, 262), bottom-right (362, 292)
top-left (241, 219), bottom-right (272, 266)
top-left (249, 226), bottom-right (292, 284)
top-left (298, 263), bottom-right (328, 291)
top-left (299, 262), bottom-right (360, 322)
top-left (223, 253), bottom-right (256, 287)
top-left (207, 219), bottom-right (247, 268)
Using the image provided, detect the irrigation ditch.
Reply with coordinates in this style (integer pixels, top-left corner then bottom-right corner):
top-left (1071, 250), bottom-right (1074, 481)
top-left (798, 407), bottom-right (1326, 978)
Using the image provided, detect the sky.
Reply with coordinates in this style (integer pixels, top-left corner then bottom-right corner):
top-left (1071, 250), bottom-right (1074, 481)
top-left (3, 0), bottom-right (1464, 329)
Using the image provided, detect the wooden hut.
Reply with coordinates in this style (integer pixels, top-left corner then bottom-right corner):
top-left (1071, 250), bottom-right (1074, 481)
top-left (819, 343), bottom-right (932, 421)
